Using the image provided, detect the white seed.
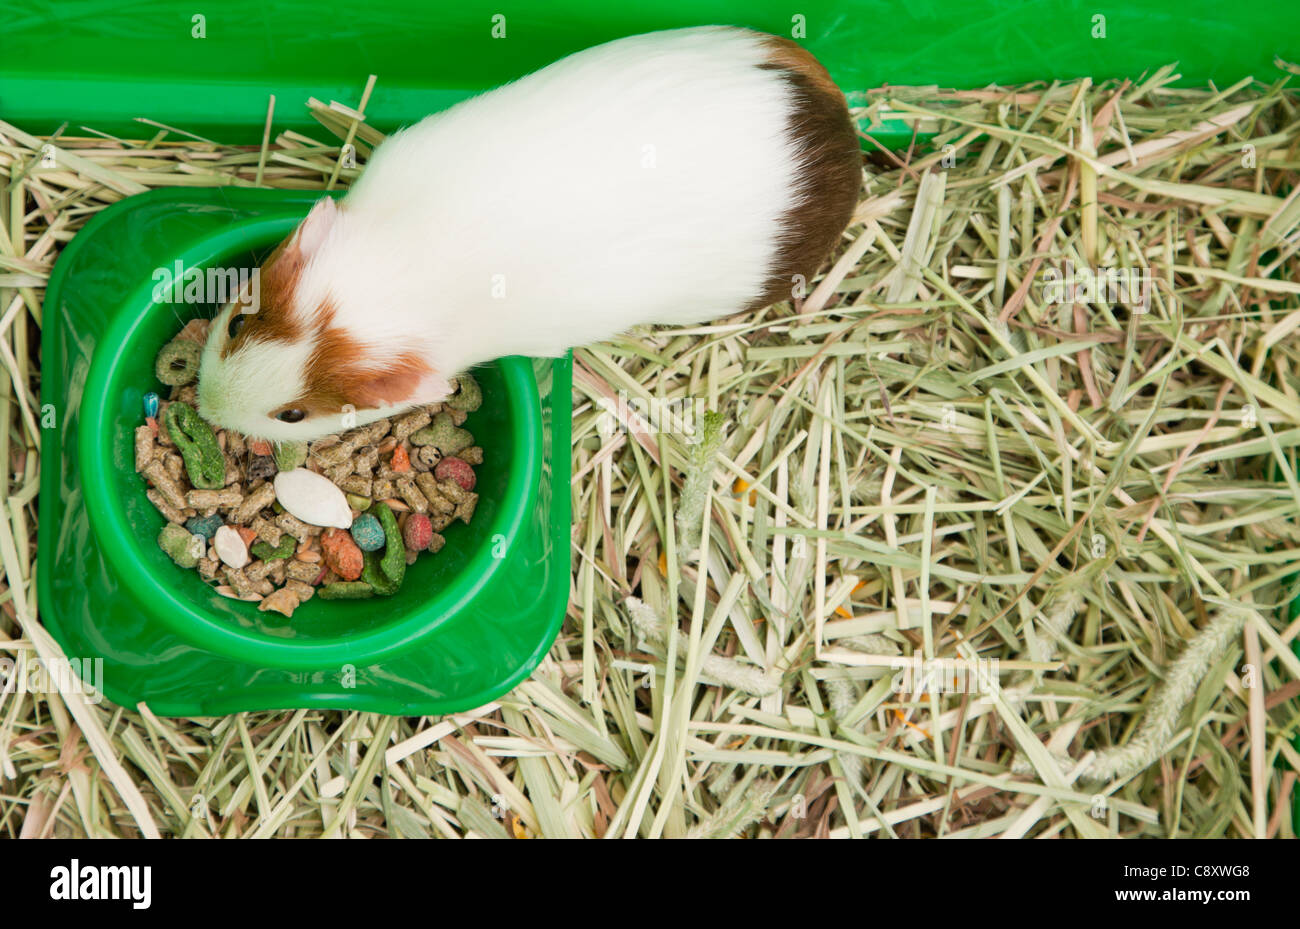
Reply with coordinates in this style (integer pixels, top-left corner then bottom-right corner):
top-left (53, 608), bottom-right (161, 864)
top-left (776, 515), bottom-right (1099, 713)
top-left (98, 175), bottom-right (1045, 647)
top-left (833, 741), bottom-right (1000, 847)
top-left (213, 525), bottom-right (250, 569)
top-left (273, 467), bottom-right (354, 529)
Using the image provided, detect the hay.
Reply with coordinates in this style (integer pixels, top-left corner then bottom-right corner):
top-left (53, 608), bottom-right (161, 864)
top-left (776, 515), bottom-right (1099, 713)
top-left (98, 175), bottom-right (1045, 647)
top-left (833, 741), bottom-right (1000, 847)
top-left (2, 66), bottom-right (1299, 837)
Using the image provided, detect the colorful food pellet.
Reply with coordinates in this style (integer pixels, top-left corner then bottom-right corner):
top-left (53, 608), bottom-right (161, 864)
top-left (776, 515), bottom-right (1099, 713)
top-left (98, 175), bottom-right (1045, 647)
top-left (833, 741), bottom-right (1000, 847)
top-left (273, 440), bottom-right (308, 471)
top-left (434, 456), bottom-right (476, 492)
top-left (141, 332), bottom-right (484, 612)
top-left (163, 401), bottom-right (226, 489)
top-left (319, 581), bottom-right (376, 600)
top-left (403, 513), bottom-right (433, 552)
top-left (321, 528), bottom-right (364, 581)
top-left (350, 512), bottom-right (385, 551)
top-left (185, 514), bottom-right (224, 540)
top-left (251, 535), bottom-right (298, 561)
top-left (159, 523), bottom-right (202, 568)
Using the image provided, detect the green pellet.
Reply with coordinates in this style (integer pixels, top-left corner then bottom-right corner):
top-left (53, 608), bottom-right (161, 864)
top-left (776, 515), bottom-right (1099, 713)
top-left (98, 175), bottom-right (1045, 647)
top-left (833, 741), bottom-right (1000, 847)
top-left (159, 523), bottom-right (202, 568)
top-left (274, 440), bottom-right (308, 471)
top-left (155, 337), bottom-right (201, 386)
top-left (410, 412), bottom-right (473, 454)
top-left (163, 401), bottom-right (226, 489)
top-left (359, 501), bottom-right (406, 595)
top-left (251, 535), bottom-right (298, 561)
top-left (373, 501), bottom-right (406, 583)
top-left (318, 581), bottom-right (376, 600)
top-left (445, 373), bottom-right (482, 412)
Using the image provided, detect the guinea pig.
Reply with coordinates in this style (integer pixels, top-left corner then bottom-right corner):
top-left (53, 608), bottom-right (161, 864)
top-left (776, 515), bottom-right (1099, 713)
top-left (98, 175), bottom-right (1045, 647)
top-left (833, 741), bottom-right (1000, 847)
top-left (197, 25), bottom-right (862, 442)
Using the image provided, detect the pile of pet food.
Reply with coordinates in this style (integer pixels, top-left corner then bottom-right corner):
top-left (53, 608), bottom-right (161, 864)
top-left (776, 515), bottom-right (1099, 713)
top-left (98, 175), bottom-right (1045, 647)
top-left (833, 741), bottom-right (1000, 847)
top-left (135, 318), bottom-right (484, 618)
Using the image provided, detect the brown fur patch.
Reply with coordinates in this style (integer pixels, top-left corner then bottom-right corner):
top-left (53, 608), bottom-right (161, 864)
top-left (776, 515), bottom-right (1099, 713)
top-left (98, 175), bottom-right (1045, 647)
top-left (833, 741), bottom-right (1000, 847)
top-left (266, 317), bottom-right (436, 418)
top-left (751, 35), bottom-right (862, 308)
top-left (220, 235), bottom-right (308, 360)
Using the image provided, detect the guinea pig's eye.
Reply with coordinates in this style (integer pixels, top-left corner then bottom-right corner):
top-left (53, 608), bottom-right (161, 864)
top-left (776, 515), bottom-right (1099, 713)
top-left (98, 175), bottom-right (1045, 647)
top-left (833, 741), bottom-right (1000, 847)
top-left (228, 312), bottom-right (248, 340)
top-left (277, 409), bottom-right (307, 424)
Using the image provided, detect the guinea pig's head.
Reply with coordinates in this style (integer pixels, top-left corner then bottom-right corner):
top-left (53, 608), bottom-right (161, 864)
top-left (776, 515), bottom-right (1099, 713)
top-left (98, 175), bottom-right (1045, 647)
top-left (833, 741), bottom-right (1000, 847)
top-left (196, 197), bottom-right (452, 442)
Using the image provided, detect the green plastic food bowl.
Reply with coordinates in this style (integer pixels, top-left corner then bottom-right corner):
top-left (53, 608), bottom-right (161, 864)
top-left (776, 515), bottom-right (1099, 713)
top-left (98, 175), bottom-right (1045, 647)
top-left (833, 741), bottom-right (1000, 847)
top-left (37, 186), bottom-right (572, 716)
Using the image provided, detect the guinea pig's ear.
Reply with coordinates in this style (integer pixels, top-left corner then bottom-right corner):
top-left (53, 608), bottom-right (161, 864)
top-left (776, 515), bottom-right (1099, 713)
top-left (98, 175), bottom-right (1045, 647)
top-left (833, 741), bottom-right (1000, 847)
top-left (291, 197), bottom-right (340, 259)
top-left (345, 355), bottom-right (453, 411)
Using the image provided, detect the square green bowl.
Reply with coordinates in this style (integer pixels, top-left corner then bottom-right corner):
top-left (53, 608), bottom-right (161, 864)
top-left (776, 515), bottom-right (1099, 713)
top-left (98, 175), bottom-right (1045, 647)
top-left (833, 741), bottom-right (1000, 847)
top-left (37, 187), bottom-right (572, 717)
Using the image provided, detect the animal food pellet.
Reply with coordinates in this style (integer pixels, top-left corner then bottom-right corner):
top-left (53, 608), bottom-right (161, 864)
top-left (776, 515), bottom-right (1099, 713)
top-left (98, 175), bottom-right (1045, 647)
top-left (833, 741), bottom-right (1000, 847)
top-left (141, 325), bottom-right (485, 615)
top-left (251, 536), bottom-right (297, 561)
top-left (230, 482), bottom-right (275, 525)
top-left (350, 512), bottom-right (385, 551)
top-left (274, 440), bottom-right (308, 471)
top-left (321, 528), bottom-right (364, 581)
top-left (155, 337), bottom-right (201, 386)
top-left (247, 455), bottom-right (277, 483)
top-left (338, 474), bottom-right (373, 497)
top-left (435, 456), bottom-right (476, 492)
top-left (284, 560), bottom-right (321, 584)
top-left (185, 514), bottom-right (224, 540)
top-left (403, 513), bottom-right (433, 552)
top-left (319, 581), bottom-right (375, 600)
top-left (360, 502), bottom-right (406, 596)
top-left (354, 447), bottom-right (379, 474)
top-left (394, 476), bottom-right (429, 513)
top-left (250, 515), bottom-right (283, 546)
top-left (143, 459), bottom-right (187, 510)
top-left (455, 493), bottom-right (479, 524)
top-left (159, 523), bottom-right (203, 568)
top-left (445, 374), bottom-right (483, 412)
top-left (134, 425), bottom-right (155, 471)
top-left (411, 412), bottom-right (472, 454)
top-left (244, 558), bottom-right (275, 583)
top-left (284, 579), bottom-right (315, 602)
top-left (275, 513), bottom-right (311, 545)
top-left (146, 488), bottom-right (188, 524)
top-left (187, 487), bottom-right (241, 510)
top-left (258, 587), bottom-right (301, 618)
top-left (164, 401), bottom-right (226, 489)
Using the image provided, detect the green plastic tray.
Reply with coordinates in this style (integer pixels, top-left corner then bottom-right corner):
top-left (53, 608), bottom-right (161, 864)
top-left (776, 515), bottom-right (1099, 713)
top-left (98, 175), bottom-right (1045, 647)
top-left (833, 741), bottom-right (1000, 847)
top-left (38, 187), bottom-right (571, 715)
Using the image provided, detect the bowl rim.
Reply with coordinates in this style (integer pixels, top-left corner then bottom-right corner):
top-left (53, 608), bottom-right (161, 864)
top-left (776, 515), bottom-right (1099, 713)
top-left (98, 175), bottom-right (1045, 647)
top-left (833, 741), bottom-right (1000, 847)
top-left (75, 210), bottom-right (542, 671)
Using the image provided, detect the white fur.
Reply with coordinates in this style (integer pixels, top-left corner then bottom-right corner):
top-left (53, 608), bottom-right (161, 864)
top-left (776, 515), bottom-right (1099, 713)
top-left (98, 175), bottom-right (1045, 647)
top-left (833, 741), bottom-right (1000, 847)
top-left (199, 26), bottom-right (816, 440)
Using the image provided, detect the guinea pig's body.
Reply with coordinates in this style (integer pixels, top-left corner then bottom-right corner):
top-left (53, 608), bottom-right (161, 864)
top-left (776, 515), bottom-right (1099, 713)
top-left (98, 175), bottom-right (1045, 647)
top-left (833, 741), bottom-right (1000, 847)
top-left (198, 26), bottom-right (861, 441)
